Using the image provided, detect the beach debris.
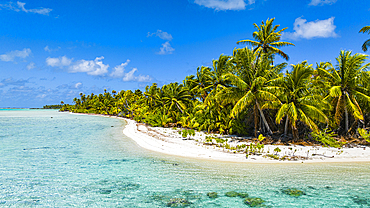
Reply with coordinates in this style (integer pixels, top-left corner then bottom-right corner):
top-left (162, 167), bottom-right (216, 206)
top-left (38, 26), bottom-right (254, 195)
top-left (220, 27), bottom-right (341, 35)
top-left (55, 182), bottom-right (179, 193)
top-left (207, 192), bottom-right (218, 198)
top-left (243, 197), bottom-right (266, 207)
top-left (166, 198), bottom-right (192, 207)
top-left (282, 188), bottom-right (305, 197)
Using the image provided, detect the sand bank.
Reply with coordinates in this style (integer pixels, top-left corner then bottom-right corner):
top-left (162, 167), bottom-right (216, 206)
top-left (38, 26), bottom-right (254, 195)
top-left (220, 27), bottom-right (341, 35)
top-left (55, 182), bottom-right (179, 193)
top-left (119, 117), bottom-right (370, 163)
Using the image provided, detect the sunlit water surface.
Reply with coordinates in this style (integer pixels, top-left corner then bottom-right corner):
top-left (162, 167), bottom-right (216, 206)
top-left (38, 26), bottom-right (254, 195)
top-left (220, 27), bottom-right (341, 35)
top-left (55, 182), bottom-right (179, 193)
top-left (1, 109), bottom-right (369, 207)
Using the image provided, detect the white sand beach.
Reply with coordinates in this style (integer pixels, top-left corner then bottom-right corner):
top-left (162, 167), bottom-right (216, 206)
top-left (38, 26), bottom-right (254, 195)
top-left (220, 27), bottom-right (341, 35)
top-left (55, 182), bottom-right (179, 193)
top-left (121, 118), bottom-right (370, 163)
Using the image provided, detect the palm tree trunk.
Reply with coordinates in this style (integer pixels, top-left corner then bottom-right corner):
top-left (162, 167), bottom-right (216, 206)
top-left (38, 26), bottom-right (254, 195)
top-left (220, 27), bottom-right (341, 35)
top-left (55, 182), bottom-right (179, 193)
top-left (254, 105), bottom-right (258, 138)
top-left (256, 100), bottom-right (273, 135)
top-left (345, 107), bottom-right (349, 133)
top-left (284, 116), bottom-right (289, 136)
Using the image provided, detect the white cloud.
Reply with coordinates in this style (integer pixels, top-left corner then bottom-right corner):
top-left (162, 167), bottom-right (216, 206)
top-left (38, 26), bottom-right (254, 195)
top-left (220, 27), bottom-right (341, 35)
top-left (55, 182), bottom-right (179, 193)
top-left (0, 48), bottom-right (31, 62)
top-left (110, 59), bottom-right (130, 77)
top-left (0, 1), bottom-right (52, 15)
top-left (27, 62), bottom-right (35, 70)
top-left (122, 68), bottom-right (151, 82)
top-left (122, 68), bottom-right (137, 81)
top-left (194, 0), bottom-right (254, 11)
top-left (69, 56), bottom-right (109, 76)
top-left (46, 56), bottom-right (72, 68)
top-left (157, 41), bottom-right (175, 55)
top-left (282, 17), bottom-right (337, 40)
top-left (148, 30), bottom-right (175, 55)
top-left (44, 45), bottom-right (60, 52)
top-left (36, 94), bottom-right (47, 99)
top-left (147, 30), bottom-right (173, 41)
top-left (136, 75), bottom-right (151, 82)
top-left (74, 82), bottom-right (82, 89)
top-left (309, 0), bottom-right (336, 6)
top-left (46, 55), bottom-right (151, 81)
top-left (17, 1), bottom-right (52, 15)
top-left (44, 46), bottom-right (51, 52)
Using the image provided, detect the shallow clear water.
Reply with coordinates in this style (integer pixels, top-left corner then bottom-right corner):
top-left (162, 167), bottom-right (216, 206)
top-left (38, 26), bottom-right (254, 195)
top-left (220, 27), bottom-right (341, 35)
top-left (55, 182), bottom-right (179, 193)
top-left (1, 109), bottom-right (369, 207)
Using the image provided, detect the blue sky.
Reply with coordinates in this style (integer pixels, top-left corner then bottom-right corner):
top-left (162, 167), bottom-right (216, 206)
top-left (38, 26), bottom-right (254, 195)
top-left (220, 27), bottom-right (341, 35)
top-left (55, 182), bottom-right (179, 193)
top-left (0, 0), bottom-right (369, 107)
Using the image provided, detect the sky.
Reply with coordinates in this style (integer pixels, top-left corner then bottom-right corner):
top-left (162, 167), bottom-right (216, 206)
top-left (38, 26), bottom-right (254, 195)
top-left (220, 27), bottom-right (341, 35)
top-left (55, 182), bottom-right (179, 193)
top-left (0, 0), bottom-right (369, 108)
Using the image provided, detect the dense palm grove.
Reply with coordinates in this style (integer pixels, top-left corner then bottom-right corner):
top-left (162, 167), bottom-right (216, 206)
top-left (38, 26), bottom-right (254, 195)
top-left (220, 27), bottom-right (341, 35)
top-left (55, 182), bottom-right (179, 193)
top-left (60, 19), bottom-right (370, 146)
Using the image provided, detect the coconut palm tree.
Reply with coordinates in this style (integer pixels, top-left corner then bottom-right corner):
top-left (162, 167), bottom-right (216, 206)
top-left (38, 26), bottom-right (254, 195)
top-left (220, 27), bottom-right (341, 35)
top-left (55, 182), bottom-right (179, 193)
top-left (216, 48), bottom-right (285, 136)
top-left (317, 50), bottom-right (370, 133)
top-left (274, 61), bottom-right (329, 139)
top-left (161, 82), bottom-right (191, 116)
top-left (193, 66), bottom-right (213, 102)
top-left (237, 18), bottom-right (294, 62)
top-left (359, 26), bottom-right (370, 52)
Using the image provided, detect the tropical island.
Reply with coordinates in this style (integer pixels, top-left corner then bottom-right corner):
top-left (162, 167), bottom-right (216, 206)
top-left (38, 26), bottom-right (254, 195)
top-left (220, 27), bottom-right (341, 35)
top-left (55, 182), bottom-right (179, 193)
top-left (59, 19), bottom-right (370, 162)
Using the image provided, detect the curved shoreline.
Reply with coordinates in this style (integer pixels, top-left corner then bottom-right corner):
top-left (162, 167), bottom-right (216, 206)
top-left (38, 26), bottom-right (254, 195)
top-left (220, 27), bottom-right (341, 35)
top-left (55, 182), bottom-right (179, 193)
top-left (120, 117), bottom-right (370, 164)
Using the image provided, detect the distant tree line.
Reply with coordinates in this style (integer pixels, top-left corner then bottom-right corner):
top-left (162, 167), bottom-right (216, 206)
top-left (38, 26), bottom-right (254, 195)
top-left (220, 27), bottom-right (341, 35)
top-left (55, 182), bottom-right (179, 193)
top-left (43, 104), bottom-right (64, 109)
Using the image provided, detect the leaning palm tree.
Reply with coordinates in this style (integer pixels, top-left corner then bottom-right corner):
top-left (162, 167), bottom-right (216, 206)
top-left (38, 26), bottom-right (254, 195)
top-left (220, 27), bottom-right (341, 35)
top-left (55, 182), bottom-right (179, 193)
top-left (237, 18), bottom-right (294, 62)
top-left (359, 26), bottom-right (370, 52)
top-left (317, 50), bottom-right (370, 133)
top-left (273, 61), bottom-right (329, 139)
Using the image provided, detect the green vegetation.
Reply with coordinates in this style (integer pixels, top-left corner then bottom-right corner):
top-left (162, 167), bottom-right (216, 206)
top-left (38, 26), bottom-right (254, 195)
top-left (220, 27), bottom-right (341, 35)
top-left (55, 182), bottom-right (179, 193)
top-left (311, 129), bottom-right (344, 148)
top-left (180, 129), bottom-right (195, 139)
top-left (60, 19), bottom-right (370, 145)
top-left (43, 104), bottom-right (64, 109)
top-left (358, 128), bottom-right (370, 142)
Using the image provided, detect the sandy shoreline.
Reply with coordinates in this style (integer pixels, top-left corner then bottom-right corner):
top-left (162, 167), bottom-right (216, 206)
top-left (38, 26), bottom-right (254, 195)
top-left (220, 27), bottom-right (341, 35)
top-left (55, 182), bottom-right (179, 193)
top-left (120, 117), bottom-right (370, 163)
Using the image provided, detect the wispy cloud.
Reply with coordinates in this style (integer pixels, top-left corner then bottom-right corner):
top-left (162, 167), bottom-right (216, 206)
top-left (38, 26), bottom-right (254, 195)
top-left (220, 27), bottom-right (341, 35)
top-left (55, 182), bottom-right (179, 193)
top-left (27, 62), bottom-right (35, 70)
top-left (0, 77), bottom-right (29, 88)
top-left (122, 68), bottom-right (151, 82)
top-left (147, 30), bottom-right (173, 41)
top-left (309, 0), bottom-right (336, 6)
top-left (74, 82), bottom-right (82, 89)
top-left (157, 41), bottom-right (175, 55)
top-left (0, 1), bottom-right (52, 15)
top-left (44, 45), bottom-right (60, 52)
top-left (148, 30), bottom-right (175, 55)
top-left (110, 59), bottom-right (130, 77)
top-left (0, 48), bottom-right (31, 62)
top-left (111, 60), bottom-right (151, 82)
top-left (193, 0), bottom-right (254, 11)
top-left (282, 17), bottom-right (337, 40)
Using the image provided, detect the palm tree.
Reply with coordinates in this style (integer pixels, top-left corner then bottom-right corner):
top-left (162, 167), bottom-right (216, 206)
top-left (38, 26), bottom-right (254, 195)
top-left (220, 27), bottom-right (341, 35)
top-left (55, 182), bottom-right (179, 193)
top-left (237, 18), bottom-right (294, 62)
top-left (317, 50), bottom-right (370, 133)
top-left (144, 83), bottom-right (160, 110)
top-left (274, 61), bottom-right (329, 139)
top-left (359, 26), bottom-right (370, 52)
top-left (161, 82), bottom-right (191, 116)
top-left (193, 66), bottom-right (213, 102)
top-left (216, 48), bottom-right (284, 136)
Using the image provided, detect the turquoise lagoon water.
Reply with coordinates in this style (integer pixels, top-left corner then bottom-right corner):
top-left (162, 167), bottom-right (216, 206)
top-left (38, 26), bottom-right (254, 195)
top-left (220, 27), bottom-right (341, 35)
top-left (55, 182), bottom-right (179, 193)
top-left (1, 109), bottom-right (369, 207)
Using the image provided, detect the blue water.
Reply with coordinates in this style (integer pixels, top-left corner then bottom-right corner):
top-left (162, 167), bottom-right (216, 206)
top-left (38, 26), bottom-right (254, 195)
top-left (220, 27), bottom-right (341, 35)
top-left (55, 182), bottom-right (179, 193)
top-left (1, 110), bottom-right (369, 207)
